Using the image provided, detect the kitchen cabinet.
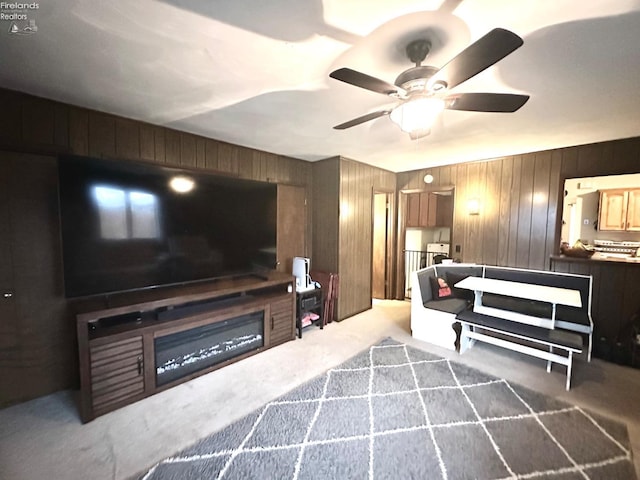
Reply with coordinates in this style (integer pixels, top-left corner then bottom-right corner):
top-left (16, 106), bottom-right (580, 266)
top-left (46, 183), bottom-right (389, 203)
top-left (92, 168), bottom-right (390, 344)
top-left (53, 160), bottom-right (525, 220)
top-left (406, 192), bottom-right (452, 228)
top-left (599, 189), bottom-right (640, 232)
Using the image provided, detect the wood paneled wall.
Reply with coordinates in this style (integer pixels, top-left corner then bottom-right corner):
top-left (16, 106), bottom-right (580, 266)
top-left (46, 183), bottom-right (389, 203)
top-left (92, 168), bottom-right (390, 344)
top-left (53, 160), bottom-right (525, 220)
top-left (0, 89), bottom-right (311, 186)
top-left (396, 137), bottom-right (640, 350)
top-left (311, 158), bottom-right (340, 274)
top-left (0, 87), bottom-right (312, 406)
top-left (312, 157), bottom-right (396, 320)
top-left (397, 137), bottom-right (640, 273)
top-left (551, 257), bottom-right (640, 356)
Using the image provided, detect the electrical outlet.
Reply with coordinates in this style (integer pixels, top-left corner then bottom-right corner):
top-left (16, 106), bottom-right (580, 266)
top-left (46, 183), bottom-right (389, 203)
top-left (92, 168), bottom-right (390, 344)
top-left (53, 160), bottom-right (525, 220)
top-left (455, 245), bottom-right (461, 253)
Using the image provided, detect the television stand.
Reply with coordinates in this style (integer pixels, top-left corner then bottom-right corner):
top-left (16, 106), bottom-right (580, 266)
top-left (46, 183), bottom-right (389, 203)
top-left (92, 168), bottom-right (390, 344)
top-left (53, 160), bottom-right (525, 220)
top-left (75, 271), bottom-right (295, 422)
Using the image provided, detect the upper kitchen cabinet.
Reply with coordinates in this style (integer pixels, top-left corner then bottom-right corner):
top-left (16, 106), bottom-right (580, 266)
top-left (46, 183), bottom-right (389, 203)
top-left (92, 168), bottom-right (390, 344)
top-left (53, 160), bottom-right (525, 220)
top-left (599, 189), bottom-right (640, 231)
top-left (406, 192), bottom-right (453, 228)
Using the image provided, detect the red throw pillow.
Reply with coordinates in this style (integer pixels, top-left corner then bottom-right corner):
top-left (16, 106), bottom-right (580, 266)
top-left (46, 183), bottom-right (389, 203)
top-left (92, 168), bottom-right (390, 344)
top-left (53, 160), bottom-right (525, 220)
top-left (429, 276), bottom-right (452, 300)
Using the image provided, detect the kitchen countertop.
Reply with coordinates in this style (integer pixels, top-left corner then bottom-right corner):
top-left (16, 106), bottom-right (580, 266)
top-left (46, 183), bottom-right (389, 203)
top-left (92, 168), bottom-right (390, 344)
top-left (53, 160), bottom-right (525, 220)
top-left (550, 253), bottom-right (640, 265)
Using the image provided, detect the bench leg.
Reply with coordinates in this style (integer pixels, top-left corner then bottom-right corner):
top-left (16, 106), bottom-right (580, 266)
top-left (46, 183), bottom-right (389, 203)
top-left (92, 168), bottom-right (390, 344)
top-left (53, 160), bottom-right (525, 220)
top-left (587, 333), bottom-right (592, 362)
top-left (459, 324), bottom-right (476, 353)
top-left (566, 352), bottom-right (573, 391)
top-left (547, 346), bottom-right (553, 373)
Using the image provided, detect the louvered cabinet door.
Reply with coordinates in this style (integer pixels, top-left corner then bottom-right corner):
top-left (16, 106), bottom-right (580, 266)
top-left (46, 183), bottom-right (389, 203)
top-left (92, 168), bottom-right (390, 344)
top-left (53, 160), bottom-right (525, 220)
top-left (269, 298), bottom-right (295, 346)
top-left (89, 336), bottom-right (145, 416)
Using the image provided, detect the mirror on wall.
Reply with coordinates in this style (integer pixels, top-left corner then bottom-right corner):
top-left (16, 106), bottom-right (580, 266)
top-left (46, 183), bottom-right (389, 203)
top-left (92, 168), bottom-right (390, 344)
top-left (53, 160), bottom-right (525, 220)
top-left (562, 173), bottom-right (640, 258)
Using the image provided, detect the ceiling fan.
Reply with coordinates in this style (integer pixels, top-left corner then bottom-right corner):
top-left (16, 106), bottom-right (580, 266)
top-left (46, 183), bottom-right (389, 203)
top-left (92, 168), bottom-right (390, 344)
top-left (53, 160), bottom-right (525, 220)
top-left (329, 28), bottom-right (529, 139)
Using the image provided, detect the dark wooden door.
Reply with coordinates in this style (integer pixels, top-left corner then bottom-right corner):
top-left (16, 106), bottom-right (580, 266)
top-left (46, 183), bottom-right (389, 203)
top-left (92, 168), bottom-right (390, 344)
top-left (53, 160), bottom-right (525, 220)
top-left (276, 185), bottom-right (306, 274)
top-left (0, 154), bottom-right (18, 349)
top-left (372, 193), bottom-right (389, 299)
top-left (0, 152), bottom-right (71, 406)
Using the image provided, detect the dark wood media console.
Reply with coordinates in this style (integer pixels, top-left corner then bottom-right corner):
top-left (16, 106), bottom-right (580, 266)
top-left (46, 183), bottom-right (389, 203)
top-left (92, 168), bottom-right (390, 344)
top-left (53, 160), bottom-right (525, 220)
top-left (76, 272), bottom-right (295, 422)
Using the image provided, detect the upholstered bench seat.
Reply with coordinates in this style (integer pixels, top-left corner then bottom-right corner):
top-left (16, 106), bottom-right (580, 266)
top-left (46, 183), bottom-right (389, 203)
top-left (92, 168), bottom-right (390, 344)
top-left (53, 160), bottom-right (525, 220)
top-left (423, 297), bottom-right (469, 314)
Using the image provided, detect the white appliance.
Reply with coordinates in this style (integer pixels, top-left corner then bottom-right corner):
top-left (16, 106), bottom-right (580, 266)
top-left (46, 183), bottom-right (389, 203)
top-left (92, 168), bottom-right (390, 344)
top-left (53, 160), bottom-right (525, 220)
top-left (292, 256), bottom-right (313, 292)
top-left (426, 243), bottom-right (450, 266)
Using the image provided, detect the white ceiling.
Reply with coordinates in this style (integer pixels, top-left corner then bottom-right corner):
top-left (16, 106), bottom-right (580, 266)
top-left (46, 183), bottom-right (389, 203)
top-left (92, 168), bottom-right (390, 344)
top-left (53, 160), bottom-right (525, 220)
top-left (2, 0), bottom-right (640, 172)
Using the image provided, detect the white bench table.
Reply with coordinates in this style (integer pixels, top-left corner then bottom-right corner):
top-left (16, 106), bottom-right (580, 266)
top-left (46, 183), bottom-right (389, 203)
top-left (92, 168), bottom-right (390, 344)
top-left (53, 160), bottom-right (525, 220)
top-left (454, 276), bottom-right (583, 390)
top-left (455, 276), bottom-right (582, 329)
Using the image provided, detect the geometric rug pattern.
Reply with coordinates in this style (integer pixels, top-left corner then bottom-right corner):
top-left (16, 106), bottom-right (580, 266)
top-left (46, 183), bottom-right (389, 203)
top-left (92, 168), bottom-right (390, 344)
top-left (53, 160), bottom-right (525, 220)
top-left (138, 338), bottom-right (637, 480)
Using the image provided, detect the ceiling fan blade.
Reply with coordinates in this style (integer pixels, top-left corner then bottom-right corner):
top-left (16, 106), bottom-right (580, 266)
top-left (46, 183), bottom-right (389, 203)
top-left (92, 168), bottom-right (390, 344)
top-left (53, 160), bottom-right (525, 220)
top-left (330, 68), bottom-right (406, 96)
top-left (444, 92), bottom-right (529, 112)
top-left (333, 110), bottom-right (390, 130)
top-left (429, 28), bottom-right (524, 90)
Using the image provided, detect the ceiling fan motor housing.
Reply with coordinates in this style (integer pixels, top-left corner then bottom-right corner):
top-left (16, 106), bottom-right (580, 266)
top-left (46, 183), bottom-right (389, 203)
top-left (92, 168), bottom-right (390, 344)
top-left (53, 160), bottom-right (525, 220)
top-left (394, 65), bottom-right (439, 93)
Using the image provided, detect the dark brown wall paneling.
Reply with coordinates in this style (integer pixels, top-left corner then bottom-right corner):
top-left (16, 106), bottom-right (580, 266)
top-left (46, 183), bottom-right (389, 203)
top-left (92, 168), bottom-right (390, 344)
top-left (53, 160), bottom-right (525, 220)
top-left (22, 96), bottom-right (56, 147)
top-left (544, 153), bottom-right (562, 266)
top-left (204, 138), bottom-right (218, 170)
top-left (0, 90), bottom-right (22, 146)
top-left (153, 126), bottom-right (166, 163)
top-left (482, 159), bottom-right (502, 266)
top-left (164, 129), bottom-right (181, 165)
top-left (139, 124), bottom-right (156, 161)
top-left (337, 158), bottom-right (396, 319)
top-left (397, 136), bottom-right (640, 299)
top-left (312, 158), bottom-right (340, 274)
top-left (497, 158), bottom-right (512, 266)
top-left (69, 107), bottom-right (89, 155)
top-left (195, 137), bottom-right (206, 169)
top-left (180, 133), bottom-right (196, 167)
top-left (339, 159), bottom-right (371, 319)
top-left (0, 87), bottom-right (312, 406)
top-left (217, 142), bottom-right (239, 175)
top-left (115, 118), bottom-right (140, 160)
top-left (529, 152), bottom-right (552, 268)
top-left (551, 258), bottom-right (640, 356)
top-left (311, 156), bottom-right (395, 320)
top-left (88, 112), bottom-right (116, 158)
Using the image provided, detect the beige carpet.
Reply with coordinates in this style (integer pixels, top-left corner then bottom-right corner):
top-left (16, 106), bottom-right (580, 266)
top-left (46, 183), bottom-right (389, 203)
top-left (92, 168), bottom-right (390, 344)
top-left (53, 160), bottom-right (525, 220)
top-left (0, 300), bottom-right (639, 480)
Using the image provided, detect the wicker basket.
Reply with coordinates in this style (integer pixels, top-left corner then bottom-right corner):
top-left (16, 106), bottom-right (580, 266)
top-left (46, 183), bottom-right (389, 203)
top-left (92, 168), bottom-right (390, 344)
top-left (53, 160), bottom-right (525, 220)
top-left (560, 246), bottom-right (595, 258)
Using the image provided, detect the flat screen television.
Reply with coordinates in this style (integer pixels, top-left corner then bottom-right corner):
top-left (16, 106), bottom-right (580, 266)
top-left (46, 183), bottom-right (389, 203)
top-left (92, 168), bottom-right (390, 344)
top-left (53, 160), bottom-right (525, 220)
top-left (58, 155), bottom-right (277, 298)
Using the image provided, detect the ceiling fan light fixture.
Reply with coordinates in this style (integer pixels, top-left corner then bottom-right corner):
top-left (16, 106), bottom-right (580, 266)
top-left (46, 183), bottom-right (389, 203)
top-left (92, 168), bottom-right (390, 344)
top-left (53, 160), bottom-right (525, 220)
top-left (389, 97), bottom-right (444, 135)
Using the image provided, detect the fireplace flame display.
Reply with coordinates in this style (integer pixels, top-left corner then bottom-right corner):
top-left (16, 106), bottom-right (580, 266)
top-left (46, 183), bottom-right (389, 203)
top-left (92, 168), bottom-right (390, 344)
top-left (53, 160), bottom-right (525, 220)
top-left (155, 312), bottom-right (264, 386)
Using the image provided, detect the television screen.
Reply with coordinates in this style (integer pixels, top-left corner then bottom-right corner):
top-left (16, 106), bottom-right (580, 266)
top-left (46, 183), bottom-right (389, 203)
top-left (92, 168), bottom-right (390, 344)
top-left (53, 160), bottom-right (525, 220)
top-left (58, 155), bottom-right (277, 298)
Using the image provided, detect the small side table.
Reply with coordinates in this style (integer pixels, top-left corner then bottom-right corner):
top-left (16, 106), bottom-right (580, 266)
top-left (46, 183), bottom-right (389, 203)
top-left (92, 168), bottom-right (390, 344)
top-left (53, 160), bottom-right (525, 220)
top-left (296, 288), bottom-right (324, 338)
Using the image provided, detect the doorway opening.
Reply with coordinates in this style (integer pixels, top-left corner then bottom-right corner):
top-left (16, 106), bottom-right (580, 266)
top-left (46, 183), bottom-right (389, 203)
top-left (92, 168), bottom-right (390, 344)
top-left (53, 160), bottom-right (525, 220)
top-left (372, 191), bottom-right (393, 299)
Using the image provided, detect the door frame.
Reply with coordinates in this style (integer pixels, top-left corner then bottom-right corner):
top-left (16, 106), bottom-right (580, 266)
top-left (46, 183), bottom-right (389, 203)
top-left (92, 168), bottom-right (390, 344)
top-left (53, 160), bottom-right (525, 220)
top-left (395, 186), bottom-right (455, 299)
top-left (371, 189), bottom-right (395, 299)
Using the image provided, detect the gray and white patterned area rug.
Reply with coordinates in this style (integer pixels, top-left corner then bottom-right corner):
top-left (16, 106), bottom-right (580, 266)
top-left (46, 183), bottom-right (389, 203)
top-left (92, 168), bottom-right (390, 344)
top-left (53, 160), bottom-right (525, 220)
top-left (138, 338), bottom-right (637, 480)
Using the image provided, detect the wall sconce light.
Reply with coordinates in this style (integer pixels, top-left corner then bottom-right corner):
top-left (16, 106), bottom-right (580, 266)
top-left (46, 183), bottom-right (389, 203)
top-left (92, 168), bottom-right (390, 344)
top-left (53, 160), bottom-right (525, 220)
top-left (467, 198), bottom-right (480, 215)
top-left (423, 174), bottom-right (434, 184)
